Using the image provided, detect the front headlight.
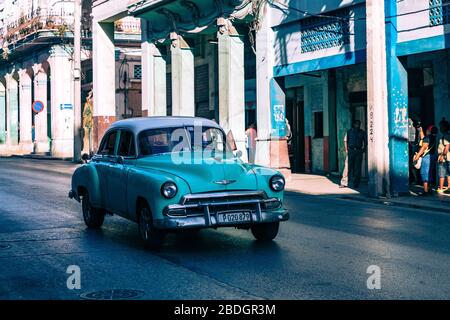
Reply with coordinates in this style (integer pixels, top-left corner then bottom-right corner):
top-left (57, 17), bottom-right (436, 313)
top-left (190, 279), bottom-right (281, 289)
top-left (161, 181), bottom-right (178, 199)
top-left (270, 175), bottom-right (285, 192)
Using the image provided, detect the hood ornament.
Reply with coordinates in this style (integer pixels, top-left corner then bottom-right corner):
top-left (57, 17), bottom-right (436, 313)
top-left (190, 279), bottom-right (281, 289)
top-left (213, 179), bottom-right (236, 185)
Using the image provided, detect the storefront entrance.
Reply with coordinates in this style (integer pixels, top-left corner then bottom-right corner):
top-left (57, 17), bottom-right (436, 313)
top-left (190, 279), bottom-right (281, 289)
top-left (286, 87), bottom-right (306, 173)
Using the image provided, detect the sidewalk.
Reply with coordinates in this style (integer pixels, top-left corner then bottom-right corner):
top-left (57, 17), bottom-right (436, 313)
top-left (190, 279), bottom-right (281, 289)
top-left (286, 173), bottom-right (450, 213)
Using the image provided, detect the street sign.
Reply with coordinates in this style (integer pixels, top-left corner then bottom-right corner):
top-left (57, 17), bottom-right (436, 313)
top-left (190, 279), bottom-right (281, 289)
top-left (60, 103), bottom-right (73, 110)
top-left (32, 100), bottom-right (45, 113)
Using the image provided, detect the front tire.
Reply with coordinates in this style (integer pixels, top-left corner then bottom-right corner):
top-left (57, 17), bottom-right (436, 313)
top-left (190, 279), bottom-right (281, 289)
top-left (251, 222), bottom-right (279, 241)
top-left (138, 202), bottom-right (165, 250)
top-left (82, 193), bottom-right (105, 229)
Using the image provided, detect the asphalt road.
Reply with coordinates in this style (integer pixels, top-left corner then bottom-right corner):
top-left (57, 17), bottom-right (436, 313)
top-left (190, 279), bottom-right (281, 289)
top-left (0, 157), bottom-right (449, 299)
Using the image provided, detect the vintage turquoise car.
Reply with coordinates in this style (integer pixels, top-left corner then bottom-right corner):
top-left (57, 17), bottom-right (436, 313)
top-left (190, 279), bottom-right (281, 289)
top-left (69, 117), bottom-right (289, 249)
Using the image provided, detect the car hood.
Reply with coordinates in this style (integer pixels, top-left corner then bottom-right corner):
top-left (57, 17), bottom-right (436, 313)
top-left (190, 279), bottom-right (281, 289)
top-left (136, 151), bottom-right (257, 193)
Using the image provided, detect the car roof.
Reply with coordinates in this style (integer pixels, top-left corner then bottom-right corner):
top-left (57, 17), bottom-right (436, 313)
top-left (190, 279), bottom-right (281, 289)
top-left (108, 116), bottom-right (222, 134)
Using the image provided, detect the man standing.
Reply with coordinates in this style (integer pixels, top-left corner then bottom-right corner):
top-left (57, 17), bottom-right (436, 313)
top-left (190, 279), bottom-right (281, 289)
top-left (346, 120), bottom-right (367, 188)
top-left (245, 123), bottom-right (257, 164)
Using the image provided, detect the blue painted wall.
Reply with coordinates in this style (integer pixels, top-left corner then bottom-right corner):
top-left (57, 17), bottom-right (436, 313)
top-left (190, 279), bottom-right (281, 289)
top-left (0, 86), bottom-right (5, 144)
top-left (270, 78), bottom-right (287, 138)
top-left (385, 0), bottom-right (409, 195)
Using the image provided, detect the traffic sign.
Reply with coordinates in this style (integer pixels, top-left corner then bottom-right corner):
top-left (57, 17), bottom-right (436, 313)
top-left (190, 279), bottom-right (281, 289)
top-left (32, 101), bottom-right (45, 113)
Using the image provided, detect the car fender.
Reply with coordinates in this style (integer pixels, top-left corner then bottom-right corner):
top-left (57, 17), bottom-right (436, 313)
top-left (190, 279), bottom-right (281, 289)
top-left (71, 164), bottom-right (102, 208)
top-left (127, 167), bottom-right (191, 222)
top-left (249, 165), bottom-right (285, 199)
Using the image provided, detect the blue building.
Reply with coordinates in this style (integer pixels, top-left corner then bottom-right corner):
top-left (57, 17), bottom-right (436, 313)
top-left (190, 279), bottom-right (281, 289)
top-left (263, 0), bottom-right (450, 195)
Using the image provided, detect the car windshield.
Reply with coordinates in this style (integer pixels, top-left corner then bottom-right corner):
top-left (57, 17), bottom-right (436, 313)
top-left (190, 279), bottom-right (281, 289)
top-left (138, 126), bottom-right (231, 156)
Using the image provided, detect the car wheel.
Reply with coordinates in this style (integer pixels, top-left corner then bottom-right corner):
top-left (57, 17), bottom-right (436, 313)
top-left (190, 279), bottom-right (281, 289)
top-left (82, 193), bottom-right (105, 229)
top-left (251, 222), bottom-right (279, 241)
top-left (138, 202), bottom-right (165, 250)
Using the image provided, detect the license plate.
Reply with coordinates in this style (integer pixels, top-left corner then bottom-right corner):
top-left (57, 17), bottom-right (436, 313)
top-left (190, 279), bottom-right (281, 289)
top-left (217, 211), bottom-right (251, 224)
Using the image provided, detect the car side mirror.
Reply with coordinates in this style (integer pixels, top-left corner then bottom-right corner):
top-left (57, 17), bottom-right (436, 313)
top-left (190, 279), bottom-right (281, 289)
top-left (81, 153), bottom-right (89, 163)
top-left (117, 155), bottom-right (124, 165)
top-left (235, 150), bottom-right (243, 158)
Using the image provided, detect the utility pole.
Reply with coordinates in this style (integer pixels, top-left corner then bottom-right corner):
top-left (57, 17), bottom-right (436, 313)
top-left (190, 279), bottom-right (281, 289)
top-left (365, 0), bottom-right (390, 197)
top-left (73, 0), bottom-right (82, 162)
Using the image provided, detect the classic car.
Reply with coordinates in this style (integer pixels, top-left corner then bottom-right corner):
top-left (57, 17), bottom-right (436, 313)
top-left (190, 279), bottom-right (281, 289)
top-left (69, 116), bottom-right (289, 249)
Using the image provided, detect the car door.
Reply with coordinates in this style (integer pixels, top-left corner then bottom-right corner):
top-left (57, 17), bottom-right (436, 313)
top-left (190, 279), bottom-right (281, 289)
top-left (107, 129), bottom-right (136, 216)
top-left (92, 129), bottom-right (119, 209)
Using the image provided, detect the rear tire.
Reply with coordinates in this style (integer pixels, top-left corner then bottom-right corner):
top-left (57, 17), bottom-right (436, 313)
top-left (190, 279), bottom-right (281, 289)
top-left (138, 202), bottom-right (165, 250)
top-left (82, 193), bottom-right (105, 229)
top-left (251, 222), bottom-right (279, 241)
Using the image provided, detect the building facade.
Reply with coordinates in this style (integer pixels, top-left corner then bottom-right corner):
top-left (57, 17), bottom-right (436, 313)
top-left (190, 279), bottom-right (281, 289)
top-left (265, 0), bottom-right (450, 195)
top-left (0, 0), bottom-right (141, 158)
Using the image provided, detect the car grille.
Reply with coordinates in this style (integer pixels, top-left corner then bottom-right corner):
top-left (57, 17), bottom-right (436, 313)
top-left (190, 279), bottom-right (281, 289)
top-left (164, 191), bottom-right (281, 218)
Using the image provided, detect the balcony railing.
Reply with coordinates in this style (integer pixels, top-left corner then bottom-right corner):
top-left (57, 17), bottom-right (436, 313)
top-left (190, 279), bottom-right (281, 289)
top-left (1, 8), bottom-right (74, 46)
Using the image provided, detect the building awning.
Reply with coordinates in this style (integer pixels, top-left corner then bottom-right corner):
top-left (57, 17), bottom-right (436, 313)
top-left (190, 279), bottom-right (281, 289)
top-left (128, 0), bottom-right (251, 41)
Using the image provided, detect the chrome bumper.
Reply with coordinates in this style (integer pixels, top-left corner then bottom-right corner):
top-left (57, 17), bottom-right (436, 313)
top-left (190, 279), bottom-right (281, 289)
top-left (155, 191), bottom-right (289, 230)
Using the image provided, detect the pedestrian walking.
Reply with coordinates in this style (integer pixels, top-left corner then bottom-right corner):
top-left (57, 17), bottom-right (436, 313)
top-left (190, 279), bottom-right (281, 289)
top-left (408, 118), bottom-right (424, 185)
top-left (340, 133), bottom-right (348, 188)
top-left (413, 125), bottom-right (438, 195)
top-left (346, 120), bottom-right (367, 189)
top-left (245, 123), bottom-right (257, 164)
top-left (437, 118), bottom-right (450, 193)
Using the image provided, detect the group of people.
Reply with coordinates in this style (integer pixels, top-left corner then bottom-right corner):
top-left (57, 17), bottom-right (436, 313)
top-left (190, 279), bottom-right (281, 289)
top-left (339, 117), bottom-right (450, 195)
top-left (246, 116), bottom-right (450, 197)
top-left (409, 117), bottom-right (450, 195)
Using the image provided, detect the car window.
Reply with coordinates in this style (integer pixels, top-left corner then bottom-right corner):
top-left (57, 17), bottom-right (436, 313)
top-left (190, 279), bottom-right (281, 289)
top-left (186, 126), bottom-right (226, 152)
top-left (139, 127), bottom-right (190, 156)
top-left (138, 126), bottom-right (229, 156)
top-left (98, 131), bottom-right (117, 156)
top-left (118, 130), bottom-right (136, 157)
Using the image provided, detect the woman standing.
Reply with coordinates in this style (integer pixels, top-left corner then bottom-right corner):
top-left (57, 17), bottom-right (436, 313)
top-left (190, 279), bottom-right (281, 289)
top-left (413, 125), bottom-right (438, 195)
top-left (437, 119), bottom-right (450, 193)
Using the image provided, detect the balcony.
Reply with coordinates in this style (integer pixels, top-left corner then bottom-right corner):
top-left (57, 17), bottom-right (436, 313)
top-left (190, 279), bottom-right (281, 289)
top-left (1, 8), bottom-right (75, 47)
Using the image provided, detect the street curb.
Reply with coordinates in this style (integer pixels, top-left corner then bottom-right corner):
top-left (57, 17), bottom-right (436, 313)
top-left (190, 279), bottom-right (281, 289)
top-left (7, 154), bottom-right (80, 162)
top-left (340, 195), bottom-right (450, 214)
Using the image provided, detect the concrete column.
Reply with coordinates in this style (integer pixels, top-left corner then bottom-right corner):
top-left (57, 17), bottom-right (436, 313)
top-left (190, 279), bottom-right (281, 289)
top-left (170, 33), bottom-right (195, 116)
top-left (217, 18), bottom-right (246, 160)
top-left (5, 73), bottom-right (19, 146)
top-left (142, 38), bottom-right (167, 116)
top-left (0, 81), bottom-right (6, 144)
top-left (141, 25), bottom-right (152, 118)
top-left (322, 72), bottom-right (330, 173)
top-left (92, 20), bottom-right (116, 149)
top-left (433, 55), bottom-right (450, 128)
top-left (385, 0), bottom-right (409, 195)
top-left (18, 69), bottom-right (33, 153)
top-left (154, 48), bottom-right (167, 116)
top-left (366, 0), bottom-right (391, 196)
top-left (32, 64), bottom-right (50, 153)
top-left (49, 46), bottom-right (74, 158)
top-left (255, 9), bottom-right (289, 173)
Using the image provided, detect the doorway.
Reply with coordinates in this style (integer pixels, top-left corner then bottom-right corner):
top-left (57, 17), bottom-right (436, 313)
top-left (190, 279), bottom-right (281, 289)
top-left (286, 87), bottom-right (305, 173)
top-left (349, 91), bottom-right (368, 180)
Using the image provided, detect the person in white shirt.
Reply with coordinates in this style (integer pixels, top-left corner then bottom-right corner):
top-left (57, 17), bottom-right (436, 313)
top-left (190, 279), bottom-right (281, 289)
top-left (340, 133), bottom-right (348, 188)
